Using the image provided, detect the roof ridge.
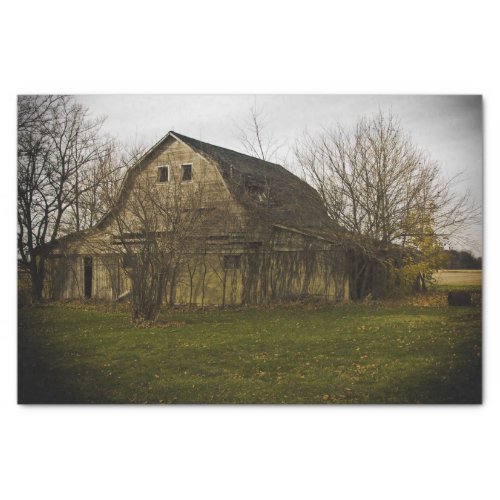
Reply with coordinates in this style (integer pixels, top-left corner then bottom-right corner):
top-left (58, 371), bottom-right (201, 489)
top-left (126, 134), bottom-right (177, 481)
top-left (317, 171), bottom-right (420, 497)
top-left (170, 131), bottom-right (282, 168)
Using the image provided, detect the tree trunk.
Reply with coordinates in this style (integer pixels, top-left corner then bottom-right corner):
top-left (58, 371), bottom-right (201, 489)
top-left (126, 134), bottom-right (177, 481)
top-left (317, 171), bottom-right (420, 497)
top-left (414, 271), bottom-right (427, 292)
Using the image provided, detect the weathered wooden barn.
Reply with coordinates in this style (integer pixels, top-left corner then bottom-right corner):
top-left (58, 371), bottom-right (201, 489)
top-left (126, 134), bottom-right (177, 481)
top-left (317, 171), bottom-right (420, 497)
top-left (44, 131), bottom-right (362, 306)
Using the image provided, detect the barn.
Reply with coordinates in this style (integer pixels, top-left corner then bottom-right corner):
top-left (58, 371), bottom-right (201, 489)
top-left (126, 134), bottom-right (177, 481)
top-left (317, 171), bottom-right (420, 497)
top-left (44, 131), bottom-right (361, 306)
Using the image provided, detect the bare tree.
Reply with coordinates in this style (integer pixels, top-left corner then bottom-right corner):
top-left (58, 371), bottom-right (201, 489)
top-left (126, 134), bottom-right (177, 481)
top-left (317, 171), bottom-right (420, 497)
top-left (236, 100), bottom-right (282, 162)
top-left (17, 95), bottom-right (114, 302)
top-left (104, 165), bottom-right (213, 323)
top-left (296, 112), bottom-right (479, 249)
top-left (295, 111), bottom-right (480, 292)
top-left (76, 142), bottom-right (145, 230)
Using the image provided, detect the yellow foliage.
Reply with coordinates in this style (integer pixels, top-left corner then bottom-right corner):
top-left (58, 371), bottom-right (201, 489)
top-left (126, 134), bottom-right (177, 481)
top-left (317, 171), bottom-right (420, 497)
top-left (400, 208), bottom-right (447, 291)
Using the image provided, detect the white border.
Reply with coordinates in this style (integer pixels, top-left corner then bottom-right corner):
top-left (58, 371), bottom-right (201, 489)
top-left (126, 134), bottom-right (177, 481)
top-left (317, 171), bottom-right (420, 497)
top-left (2, 1), bottom-right (498, 499)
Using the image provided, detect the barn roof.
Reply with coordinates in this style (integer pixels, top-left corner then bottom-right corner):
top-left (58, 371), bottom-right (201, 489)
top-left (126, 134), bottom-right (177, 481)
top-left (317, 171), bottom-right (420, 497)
top-left (46, 131), bottom-right (343, 251)
top-left (170, 132), bottom-right (333, 230)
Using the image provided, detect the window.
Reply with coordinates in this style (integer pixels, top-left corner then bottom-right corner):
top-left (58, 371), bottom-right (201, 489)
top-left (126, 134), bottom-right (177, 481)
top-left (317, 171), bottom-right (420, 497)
top-left (224, 255), bottom-right (241, 270)
top-left (181, 164), bottom-right (192, 181)
top-left (157, 165), bottom-right (169, 182)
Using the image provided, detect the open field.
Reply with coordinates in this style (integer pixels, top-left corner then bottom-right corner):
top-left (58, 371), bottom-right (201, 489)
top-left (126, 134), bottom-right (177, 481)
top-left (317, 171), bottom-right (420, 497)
top-left (434, 269), bottom-right (482, 287)
top-left (18, 287), bottom-right (482, 404)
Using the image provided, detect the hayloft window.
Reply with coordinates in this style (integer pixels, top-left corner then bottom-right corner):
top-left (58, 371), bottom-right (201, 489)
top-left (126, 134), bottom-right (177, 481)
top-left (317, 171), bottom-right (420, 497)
top-left (157, 166), bottom-right (169, 183)
top-left (181, 164), bottom-right (192, 181)
top-left (224, 255), bottom-right (241, 270)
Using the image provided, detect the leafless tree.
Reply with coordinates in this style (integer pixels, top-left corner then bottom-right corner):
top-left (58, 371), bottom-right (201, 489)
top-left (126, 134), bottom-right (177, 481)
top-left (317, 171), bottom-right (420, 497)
top-left (104, 165), bottom-right (213, 323)
top-left (236, 100), bottom-right (282, 162)
top-left (76, 142), bottom-right (145, 230)
top-left (295, 111), bottom-right (481, 295)
top-left (17, 95), bottom-right (114, 302)
top-left (295, 112), bottom-right (479, 250)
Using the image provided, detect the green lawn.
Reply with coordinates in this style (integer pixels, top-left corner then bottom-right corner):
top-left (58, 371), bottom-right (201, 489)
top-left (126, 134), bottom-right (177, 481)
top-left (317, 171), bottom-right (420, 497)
top-left (18, 292), bottom-right (482, 404)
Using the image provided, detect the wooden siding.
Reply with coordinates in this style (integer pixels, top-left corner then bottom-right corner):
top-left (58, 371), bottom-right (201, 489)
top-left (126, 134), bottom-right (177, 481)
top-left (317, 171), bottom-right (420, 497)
top-left (45, 135), bottom-right (350, 306)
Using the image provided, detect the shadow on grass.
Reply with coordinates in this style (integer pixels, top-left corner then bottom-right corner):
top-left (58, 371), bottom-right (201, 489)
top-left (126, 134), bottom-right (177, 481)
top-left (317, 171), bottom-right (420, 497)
top-left (18, 341), bottom-right (482, 405)
top-left (18, 302), bottom-right (482, 404)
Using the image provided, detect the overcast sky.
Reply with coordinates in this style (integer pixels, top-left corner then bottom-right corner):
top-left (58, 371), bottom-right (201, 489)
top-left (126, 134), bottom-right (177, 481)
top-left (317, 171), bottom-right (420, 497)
top-left (75, 94), bottom-right (483, 255)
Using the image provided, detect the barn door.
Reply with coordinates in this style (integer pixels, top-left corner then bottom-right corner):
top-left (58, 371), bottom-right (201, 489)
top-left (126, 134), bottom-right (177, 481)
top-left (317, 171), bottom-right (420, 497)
top-left (84, 257), bottom-right (93, 299)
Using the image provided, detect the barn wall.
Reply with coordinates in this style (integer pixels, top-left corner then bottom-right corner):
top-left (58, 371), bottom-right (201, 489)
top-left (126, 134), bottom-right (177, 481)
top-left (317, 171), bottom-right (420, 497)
top-left (45, 255), bottom-right (83, 300)
top-left (44, 137), bottom-right (351, 306)
top-left (143, 137), bottom-right (232, 206)
top-left (107, 136), bottom-right (246, 236)
top-left (45, 245), bottom-right (350, 306)
top-left (173, 253), bottom-right (243, 306)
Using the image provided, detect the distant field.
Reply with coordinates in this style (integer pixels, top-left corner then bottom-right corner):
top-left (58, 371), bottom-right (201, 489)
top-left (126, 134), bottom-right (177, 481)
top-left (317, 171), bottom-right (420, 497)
top-left (434, 270), bottom-right (482, 286)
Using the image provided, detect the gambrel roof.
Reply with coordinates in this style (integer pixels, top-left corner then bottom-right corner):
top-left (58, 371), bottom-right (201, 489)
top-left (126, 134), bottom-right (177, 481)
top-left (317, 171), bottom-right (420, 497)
top-left (170, 132), bottom-right (333, 230)
top-left (47, 131), bottom-right (343, 251)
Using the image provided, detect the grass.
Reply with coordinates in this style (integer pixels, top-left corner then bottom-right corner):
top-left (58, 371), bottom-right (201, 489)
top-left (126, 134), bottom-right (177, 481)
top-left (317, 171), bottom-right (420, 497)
top-left (18, 288), bottom-right (482, 404)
